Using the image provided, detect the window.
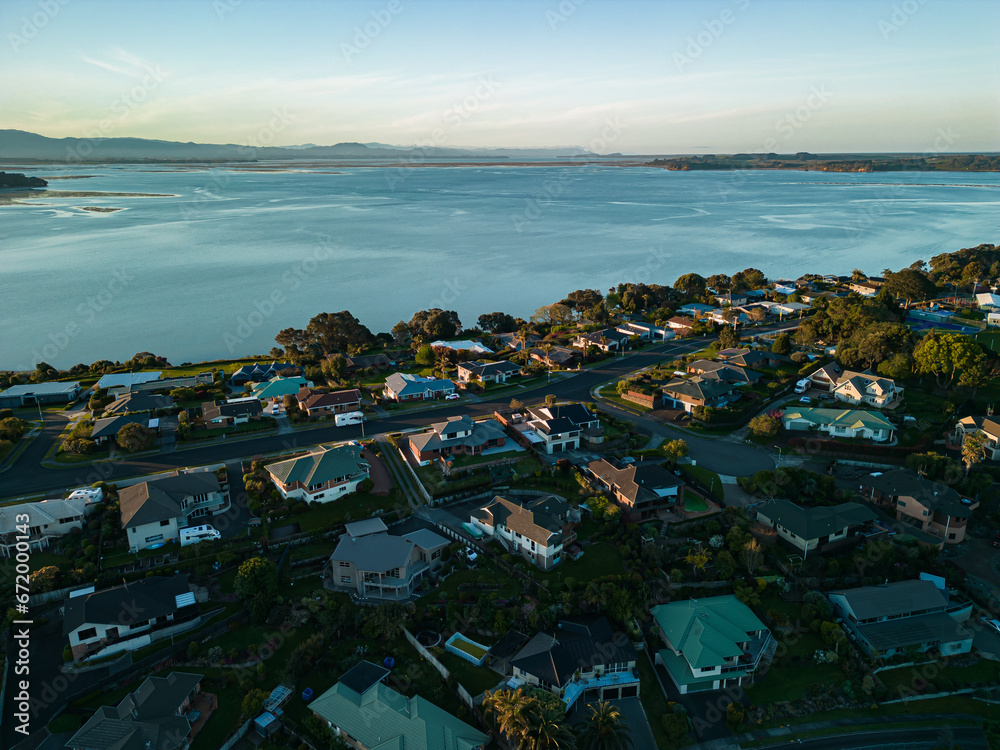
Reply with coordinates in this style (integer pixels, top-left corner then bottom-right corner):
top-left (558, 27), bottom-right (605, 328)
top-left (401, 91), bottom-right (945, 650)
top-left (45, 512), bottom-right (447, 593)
top-left (77, 627), bottom-right (97, 641)
top-left (144, 534), bottom-right (164, 544)
top-left (160, 520), bottom-right (170, 527)
top-left (341, 576), bottom-right (352, 584)
top-left (339, 561), bottom-right (351, 567)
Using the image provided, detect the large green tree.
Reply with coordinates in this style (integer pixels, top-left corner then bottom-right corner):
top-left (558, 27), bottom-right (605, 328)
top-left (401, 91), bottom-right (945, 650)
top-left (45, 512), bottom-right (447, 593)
top-left (883, 268), bottom-right (936, 308)
top-left (673, 273), bottom-right (707, 298)
top-left (116, 423), bottom-right (157, 453)
top-left (408, 308), bottom-right (461, 339)
top-left (234, 556), bottom-right (278, 599)
top-left (912, 331), bottom-right (984, 387)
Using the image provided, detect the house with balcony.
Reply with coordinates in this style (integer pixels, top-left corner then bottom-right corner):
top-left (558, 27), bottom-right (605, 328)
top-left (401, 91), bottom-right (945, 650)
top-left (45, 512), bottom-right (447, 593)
top-left (586, 458), bottom-right (684, 522)
top-left (573, 327), bottom-right (631, 352)
top-left (119, 472), bottom-right (227, 552)
top-left (652, 595), bottom-right (773, 694)
top-left (64, 575), bottom-right (200, 661)
top-left (296, 387), bottom-right (362, 418)
top-left (518, 403), bottom-right (603, 453)
top-left (0, 496), bottom-right (92, 558)
top-left (809, 364), bottom-right (903, 407)
top-left (661, 376), bottom-right (740, 413)
top-left (456, 359), bottom-right (522, 384)
top-left (383, 372), bottom-right (456, 402)
top-left (755, 499), bottom-right (879, 557)
top-left (617, 321), bottom-right (673, 340)
top-left (310, 660), bottom-right (487, 750)
top-left (201, 396), bottom-right (263, 427)
top-left (860, 469), bottom-right (978, 545)
top-left (953, 415), bottom-right (1000, 460)
top-left (685, 359), bottom-right (763, 386)
top-left (470, 495), bottom-right (577, 570)
top-left (265, 444), bottom-right (369, 504)
top-left (325, 520), bottom-right (449, 601)
top-left (407, 415), bottom-right (508, 465)
top-left (828, 578), bottom-right (973, 657)
top-left (781, 407), bottom-right (895, 442)
top-left (507, 616), bottom-right (640, 711)
top-left (66, 671), bottom-right (210, 750)
top-left (666, 316), bottom-right (695, 335)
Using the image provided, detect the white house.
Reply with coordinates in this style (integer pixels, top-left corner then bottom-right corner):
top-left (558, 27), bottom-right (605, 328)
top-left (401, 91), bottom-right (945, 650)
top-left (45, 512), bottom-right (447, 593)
top-left (781, 407), bottom-right (895, 442)
top-left (809, 364), bottom-right (903, 408)
top-left (265, 444), bottom-right (370, 503)
top-left (470, 495), bottom-right (577, 570)
top-left (523, 403), bottom-right (600, 454)
top-left (63, 575), bottom-right (200, 661)
top-left (119, 472), bottom-right (227, 552)
top-left (0, 497), bottom-right (92, 557)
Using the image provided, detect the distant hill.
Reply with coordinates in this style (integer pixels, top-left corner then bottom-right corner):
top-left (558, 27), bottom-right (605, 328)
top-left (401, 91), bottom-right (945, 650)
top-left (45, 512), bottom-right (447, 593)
top-left (646, 153), bottom-right (1000, 172)
top-left (0, 130), bottom-right (599, 163)
top-left (0, 170), bottom-right (46, 187)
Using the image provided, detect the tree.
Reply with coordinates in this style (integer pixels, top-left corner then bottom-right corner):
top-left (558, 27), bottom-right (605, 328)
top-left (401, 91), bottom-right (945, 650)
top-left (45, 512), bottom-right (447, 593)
top-left (478, 311), bottom-right (517, 333)
top-left (741, 539), bottom-right (763, 574)
top-left (674, 273), bottom-right (707, 298)
top-left (531, 303), bottom-right (573, 326)
top-left (29, 566), bottom-right (61, 593)
top-left (510, 398), bottom-right (525, 411)
top-left (62, 437), bottom-right (96, 455)
top-left (663, 439), bottom-right (689, 464)
top-left (771, 332), bottom-right (792, 355)
top-left (241, 689), bottom-right (269, 720)
top-left (484, 689), bottom-right (531, 741)
top-left (414, 344), bottom-right (435, 366)
top-left (748, 414), bottom-right (780, 441)
top-left (837, 322), bottom-right (915, 371)
top-left (661, 713), bottom-right (691, 744)
top-left (408, 308), bottom-right (461, 339)
top-left (116, 423), bottom-right (157, 453)
top-left (878, 352), bottom-right (915, 380)
top-left (962, 432), bottom-right (987, 476)
top-left (725, 702), bottom-right (746, 731)
top-left (235, 557), bottom-right (278, 599)
top-left (576, 701), bottom-right (632, 750)
top-left (545, 394), bottom-right (557, 407)
top-left (884, 267), bottom-right (935, 308)
top-left (322, 353), bottom-right (348, 383)
top-left (912, 332), bottom-right (984, 388)
top-left (718, 325), bottom-right (740, 350)
top-left (685, 543), bottom-right (711, 576)
top-left (391, 320), bottom-right (411, 345)
top-left (362, 601), bottom-right (410, 640)
top-left (560, 288), bottom-right (604, 312)
top-left (521, 698), bottom-right (577, 750)
top-left (305, 310), bottom-right (374, 354)
top-left (0, 417), bottom-right (26, 442)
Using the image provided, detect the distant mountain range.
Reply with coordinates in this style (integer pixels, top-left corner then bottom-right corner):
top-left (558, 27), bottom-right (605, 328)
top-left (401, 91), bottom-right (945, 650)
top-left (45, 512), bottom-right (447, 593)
top-left (0, 130), bottom-right (600, 162)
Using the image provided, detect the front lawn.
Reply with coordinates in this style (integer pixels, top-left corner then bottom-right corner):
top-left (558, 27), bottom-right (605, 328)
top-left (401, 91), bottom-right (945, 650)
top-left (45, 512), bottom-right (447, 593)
top-left (294, 491), bottom-right (409, 532)
top-left (744, 632), bottom-right (844, 705)
top-left (682, 464), bottom-right (724, 496)
top-left (877, 659), bottom-right (1000, 697)
top-left (529, 542), bottom-right (625, 588)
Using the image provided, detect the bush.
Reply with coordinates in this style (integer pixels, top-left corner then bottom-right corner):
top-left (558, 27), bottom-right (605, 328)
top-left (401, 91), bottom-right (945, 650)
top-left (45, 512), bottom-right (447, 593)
top-left (790, 351), bottom-right (809, 363)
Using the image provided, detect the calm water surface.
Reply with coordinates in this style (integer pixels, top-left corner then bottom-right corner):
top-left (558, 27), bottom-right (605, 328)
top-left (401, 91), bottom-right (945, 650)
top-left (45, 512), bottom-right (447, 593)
top-left (1, 164), bottom-right (998, 368)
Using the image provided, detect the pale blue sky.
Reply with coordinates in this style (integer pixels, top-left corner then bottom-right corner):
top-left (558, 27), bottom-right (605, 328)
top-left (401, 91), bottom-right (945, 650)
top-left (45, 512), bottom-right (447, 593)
top-left (1, 0), bottom-right (996, 152)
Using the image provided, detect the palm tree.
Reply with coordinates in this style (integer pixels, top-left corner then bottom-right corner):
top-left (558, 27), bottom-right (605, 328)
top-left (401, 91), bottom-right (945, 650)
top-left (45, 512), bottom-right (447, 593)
top-left (576, 701), bottom-right (633, 750)
top-left (483, 689), bottom-right (529, 740)
top-left (521, 700), bottom-right (577, 750)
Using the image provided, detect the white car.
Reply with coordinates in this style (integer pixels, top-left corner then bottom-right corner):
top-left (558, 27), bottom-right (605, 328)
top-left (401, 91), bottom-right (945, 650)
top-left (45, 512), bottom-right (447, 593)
top-left (985, 619), bottom-right (1000, 636)
top-left (798, 396), bottom-right (812, 405)
top-left (445, 393), bottom-right (460, 400)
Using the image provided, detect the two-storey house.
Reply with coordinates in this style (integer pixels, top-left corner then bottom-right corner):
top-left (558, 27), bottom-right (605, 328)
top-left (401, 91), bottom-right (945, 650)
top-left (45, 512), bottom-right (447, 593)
top-left (120, 472), bottom-right (227, 552)
top-left (860, 469), bottom-right (978, 545)
top-left (265, 444), bottom-right (370, 503)
top-left (470, 495), bottom-right (577, 570)
top-left (0, 496), bottom-right (91, 557)
top-left (586, 458), bottom-right (684, 522)
top-left (407, 415), bottom-right (507, 465)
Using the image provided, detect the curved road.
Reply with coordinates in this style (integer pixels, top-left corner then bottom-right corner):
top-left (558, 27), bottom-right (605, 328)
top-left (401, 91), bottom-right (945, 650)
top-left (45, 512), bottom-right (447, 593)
top-left (0, 324), bottom-right (797, 500)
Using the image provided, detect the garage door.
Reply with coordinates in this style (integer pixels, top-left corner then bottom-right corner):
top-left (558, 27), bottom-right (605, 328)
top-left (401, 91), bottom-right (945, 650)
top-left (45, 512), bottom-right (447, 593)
top-left (621, 685), bottom-right (638, 698)
top-left (602, 687), bottom-right (620, 700)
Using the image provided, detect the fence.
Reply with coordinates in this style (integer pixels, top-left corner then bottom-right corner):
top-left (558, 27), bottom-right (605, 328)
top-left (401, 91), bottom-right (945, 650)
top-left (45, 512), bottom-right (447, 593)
top-left (622, 390), bottom-right (657, 409)
top-left (403, 627), bottom-right (480, 708)
top-left (397, 446), bottom-right (433, 503)
top-left (220, 718), bottom-right (253, 750)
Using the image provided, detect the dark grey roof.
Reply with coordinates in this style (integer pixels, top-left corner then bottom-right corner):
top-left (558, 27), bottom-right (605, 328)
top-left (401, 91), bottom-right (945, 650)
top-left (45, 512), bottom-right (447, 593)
top-left (63, 575), bottom-right (194, 634)
top-left (338, 660), bottom-right (390, 694)
top-left (458, 360), bottom-right (521, 377)
top-left (858, 612), bottom-right (970, 651)
top-left (201, 399), bottom-right (263, 421)
top-left (90, 413), bottom-right (149, 440)
top-left (511, 616), bottom-right (636, 688)
top-left (531, 416), bottom-right (578, 435)
top-left (331, 530), bottom-right (447, 572)
top-left (488, 630), bottom-right (530, 661)
top-left (831, 579), bottom-right (949, 621)
top-left (542, 403), bottom-right (598, 427)
top-left (119, 473), bottom-right (221, 529)
top-left (103, 392), bottom-right (174, 416)
top-left (661, 377), bottom-right (737, 402)
top-left (863, 469), bottom-right (973, 518)
top-left (757, 499), bottom-right (877, 541)
top-left (409, 416), bottom-right (506, 455)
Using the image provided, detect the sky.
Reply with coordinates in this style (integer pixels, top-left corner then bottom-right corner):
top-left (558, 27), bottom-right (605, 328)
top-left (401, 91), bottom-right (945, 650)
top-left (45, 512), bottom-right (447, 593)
top-left (1, 0), bottom-right (997, 154)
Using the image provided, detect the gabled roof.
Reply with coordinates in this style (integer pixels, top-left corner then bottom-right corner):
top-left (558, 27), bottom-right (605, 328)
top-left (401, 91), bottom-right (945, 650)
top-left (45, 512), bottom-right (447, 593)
top-left (651, 596), bottom-right (767, 670)
top-left (457, 360), bottom-right (522, 377)
top-left (829, 579), bottom-right (949, 621)
top-left (686, 359), bottom-right (762, 385)
top-left (102, 392), bottom-right (174, 416)
top-left (385, 373), bottom-right (455, 397)
top-left (90, 413), bottom-right (150, 441)
top-left (756, 499), bottom-right (877, 541)
top-left (332, 529), bottom-right (448, 572)
top-left (201, 399), bottom-right (263, 421)
top-left (310, 666), bottom-right (487, 750)
top-left (529, 346), bottom-right (577, 364)
top-left (63, 575), bottom-right (193, 633)
top-left (471, 495), bottom-right (567, 547)
top-left (781, 407), bottom-right (894, 431)
top-left (862, 469), bottom-right (973, 517)
top-left (119, 473), bottom-right (221, 529)
top-left (530, 403), bottom-right (598, 427)
top-left (251, 376), bottom-right (312, 399)
top-left (297, 388), bottom-right (362, 409)
top-left (266, 444), bottom-right (368, 487)
top-left (345, 353), bottom-right (392, 369)
top-left (510, 616), bottom-right (636, 688)
top-left (661, 376), bottom-right (737, 402)
top-left (957, 415), bottom-right (1000, 440)
top-left (409, 417), bottom-right (506, 454)
top-left (0, 497), bottom-right (87, 535)
top-left (858, 612), bottom-right (969, 651)
top-left (587, 458), bottom-right (683, 505)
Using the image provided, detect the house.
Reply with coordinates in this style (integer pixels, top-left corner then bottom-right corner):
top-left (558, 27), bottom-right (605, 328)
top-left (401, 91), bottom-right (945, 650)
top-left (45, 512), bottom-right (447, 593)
top-left (521, 403), bottom-right (601, 453)
top-left (529, 346), bottom-right (579, 368)
top-left (989, 311), bottom-right (1000, 328)
top-left (456, 359), bottom-right (522, 384)
top-left (755, 499), bottom-right (879, 556)
top-left (124, 374), bottom-right (214, 396)
top-left (251, 375), bottom-right (314, 402)
top-left (0, 381), bottom-right (81, 408)
top-left (772, 282), bottom-right (797, 295)
top-left (809, 364), bottom-right (903, 407)
top-left (618, 321), bottom-right (673, 340)
top-left (652, 596), bottom-right (773, 694)
top-left (976, 292), bottom-right (1000, 310)
top-left (715, 292), bottom-right (748, 307)
top-left (265, 444), bottom-right (370, 503)
top-left (849, 281), bottom-right (882, 297)
top-left (587, 458), bottom-right (684, 521)
top-left (344, 353), bottom-right (392, 372)
top-left (102, 392), bottom-right (174, 416)
top-left (781, 407), bottom-right (895, 442)
top-left (828, 579), bottom-right (973, 657)
top-left (716, 348), bottom-right (784, 369)
top-left (707, 309), bottom-right (750, 326)
top-left (64, 575), bottom-right (200, 660)
top-left (860, 469), bottom-right (979, 545)
top-left (407, 415), bottom-right (507, 465)
top-left (119, 472), bottom-right (227, 552)
top-left (952, 415), bottom-right (1000, 460)
top-left (495, 331), bottom-right (540, 351)
top-left (296, 387), bottom-right (362, 417)
top-left (310, 661), bottom-right (487, 750)
top-left (90, 413), bottom-right (156, 446)
top-left (231, 361), bottom-right (299, 386)
top-left (666, 316), bottom-right (695, 335)
top-left (0, 496), bottom-right (91, 557)
top-left (66, 672), bottom-right (208, 750)
top-left (573, 328), bottom-right (631, 352)
top-left (677, 303), bottom-right (714, 317)
top-left (201, 397), bottom-right (263, 427)
top-left (95, 372), bottom-right (162, 392)
top-left (383, 373), bottom-right (456, 402)
top-left (430, 339), bottom-right (493, 354)
top-left (661, 377), bottom-right (739, 413)
top-left (800, 290), bottom-right (838, 304)
top-left (685, 359), bottom-right (763, 386)
top-left (470, 495), bottom-right (578, 570)
top-left (325, 521), bottom-right (449, 600)
top-left (508, 616), bottom-right (640, 710)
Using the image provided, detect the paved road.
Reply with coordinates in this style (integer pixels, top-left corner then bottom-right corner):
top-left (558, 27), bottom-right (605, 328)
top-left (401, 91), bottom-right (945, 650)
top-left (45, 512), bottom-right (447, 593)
top-left (0, 323), bottom-right (798, 501)
top-left (747, 724), bottom-right (988, 750)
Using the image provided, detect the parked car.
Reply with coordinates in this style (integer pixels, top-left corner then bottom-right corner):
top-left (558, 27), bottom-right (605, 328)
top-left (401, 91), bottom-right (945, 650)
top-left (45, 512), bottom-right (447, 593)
top-left (271, 404), bottom-right (280, 415)
top-left (798, 396), bottom-right (812, 404)
top-left (991, 532), bottom-right (1000, 548)
top-left (445, 393), bottom-right (460, 400)
top-left (985, 619), bottom-right (1000, 636)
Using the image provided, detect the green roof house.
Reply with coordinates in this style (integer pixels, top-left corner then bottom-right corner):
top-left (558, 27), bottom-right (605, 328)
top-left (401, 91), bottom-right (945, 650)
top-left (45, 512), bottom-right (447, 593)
top-left (781, 407), bottom-right (895, 442)
top-left (652, 596), bottom-right (773, 694)
top-left (251, 375), bottom-right (314, 401)
top-left (310, 660), bottom-right (488, 750)
top-left (265, 444), bottom-right (369, 504)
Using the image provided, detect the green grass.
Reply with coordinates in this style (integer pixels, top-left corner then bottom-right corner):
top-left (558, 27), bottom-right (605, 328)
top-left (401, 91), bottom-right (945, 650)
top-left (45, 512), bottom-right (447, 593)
top-left (876, 660), bottom-right (1000, 697)
top-left (741, 719), bottom-right (975, 748)
top-left (52, 448), bottom-right (111, 464)
top-left (294, 491), bottom-right (408, 532)
top-left (744, 632), bottom-right (845, 705)
top-left (448, 448), bottom-right (527, 469)
top-left (435, 650), bottom-right (503, 696)
top-left (529, 542), bottom-right (625, 588)
top-left (601, 392), bottom-right (653, 412)
top-left (683, 464), bottom-right (724, 497)
top-left (637, 649), bottom-right (682, 749)
top-left (683, 491), bottom-right (709, 512)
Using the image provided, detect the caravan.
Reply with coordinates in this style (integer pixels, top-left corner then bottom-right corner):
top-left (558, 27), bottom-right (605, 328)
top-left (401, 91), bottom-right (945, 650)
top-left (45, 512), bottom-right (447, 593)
top-left (335, 410), bottom-right (365, 427)
top-left (180, 525), bottom-right (221, 547)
